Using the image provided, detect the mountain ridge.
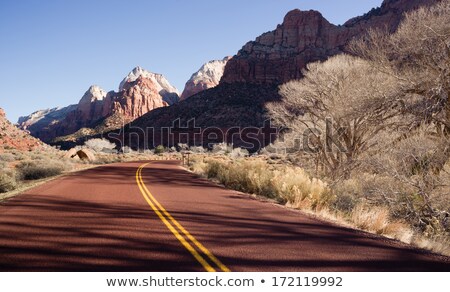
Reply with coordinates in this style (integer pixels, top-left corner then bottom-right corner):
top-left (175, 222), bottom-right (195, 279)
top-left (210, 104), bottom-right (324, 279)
top-left (18, 67), bottom-right (179, 143)
top-left (111, 0), bottom-right (441, 150)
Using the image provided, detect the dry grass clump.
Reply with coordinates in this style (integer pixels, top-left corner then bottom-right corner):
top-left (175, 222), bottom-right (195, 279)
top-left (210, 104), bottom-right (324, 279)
top-left (0, 149), bottom-right (76, 194)
top-left (193, 158), bottom-right (331, 208)
top-left (16, 159), bottom-right (67, 180)
top-left (200, 159), bottom-right (274, 197)
top-left (414, 236), bottom-right (450, 256)
top-left (0, 168), bottom-right (17, 193)
top-left (191, 156), bottom-right (447, 252)
top-left (351, 204), bottom-right (389, 233)
top-left (1, 149), bottom-right (74, 181)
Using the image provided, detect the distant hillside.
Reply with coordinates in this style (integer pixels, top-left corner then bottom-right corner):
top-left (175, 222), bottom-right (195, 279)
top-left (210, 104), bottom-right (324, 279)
top-left (18, 67), bottom-right (179, 143)
top-left (0, 108), bottom-right (44, 151)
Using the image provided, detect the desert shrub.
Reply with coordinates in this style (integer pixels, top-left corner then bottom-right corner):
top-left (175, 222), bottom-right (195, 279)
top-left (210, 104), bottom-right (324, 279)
top-left (121, 146), bottom-right (133, 154)
top-left (84, 138), bottom-right (116, 153)
top-left (0, 168), bottom-right (17, 193)
top-left (190, 146), bottom-right (207, 153)
top-left (189, 156), bottom-right (207, 174)
top-left (177, 143), bottom-right (189, 151)
top-left (196, 158), bottom-right (331, 207)
top-left (17, 160), bottom-right (66, 180)
top-left (224, 160), bottom-right (274, 198)
top-left (259, 144), bottom-right (278, 155)
top-left (229, 147), bottom-right (249, 159)
top-left (154, 145), bottom-right (165, 154)
top-left (355, 127), bottom-right (450, 235)
top-left (13, 152), bottom-right (27, 161)
top-left (332, 179), bottom-right (362, 213)
top-left (211, 143), bottom-right (232, 155)
top-left (0, 153), bottom-right (15, 162)
top-left (143, 149), bottom-right (154, 155)
top-left (351, 204), bottom-right (391, 234)
top-left (351, 1), bottom-right (450, 132)
top-left (350, 203), bottom-right (412, 240)
top-left (204, 160), bottom-right (222, 179)
top-left (273, 167), bottom-right (333, 209)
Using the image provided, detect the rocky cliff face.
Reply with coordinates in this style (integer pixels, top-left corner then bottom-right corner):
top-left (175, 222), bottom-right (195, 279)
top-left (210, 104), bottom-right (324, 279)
top-left (221, 10), bottom-right (344, 84)
top-left (18, 105), bottom-right (77, 132)
top-left (0, 108), bottom-right (43, 151)
top-left (180, 57), bottom-right (232, 100)
top-left (107, 76), bottom-right (168, 122)
top-left (221, 0), bottom-right (441, 85)
top-left (344, 0), bottom-right (438, 29)
top-left (77, 85), bottom-right (107, 122)
top-left (19, 67), bottom-right (179, 142)
top-left (119, 66), bottom-right (179, 105)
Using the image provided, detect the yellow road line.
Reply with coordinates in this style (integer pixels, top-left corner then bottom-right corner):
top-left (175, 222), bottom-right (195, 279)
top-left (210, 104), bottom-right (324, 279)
top-left (136, 163), bottom-right (230, 272)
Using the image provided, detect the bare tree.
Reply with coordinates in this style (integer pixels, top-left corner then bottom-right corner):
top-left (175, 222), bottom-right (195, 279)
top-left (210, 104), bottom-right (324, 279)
top-left (268, 54), bottom-right (400, 179)
top-left (350, 0), bottom-right (450, 135)
top-left (360, 126), bottom-right (450, 233)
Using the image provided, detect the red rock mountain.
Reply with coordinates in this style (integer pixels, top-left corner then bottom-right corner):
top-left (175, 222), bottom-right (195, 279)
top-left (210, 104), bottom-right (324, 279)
top-left (19, 67), bottom-right (179, 142)
top-left (221, 0), bottom-right (441, 85)
top-left (180, 57), bottom-right (232, 100)
top-left (109, 76), bottom-right (168, 119)
top-left (0, 108), bottom-right (43, 151)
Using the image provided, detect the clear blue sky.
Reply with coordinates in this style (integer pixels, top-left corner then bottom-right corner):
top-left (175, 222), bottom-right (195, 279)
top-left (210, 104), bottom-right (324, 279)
top-left (0, 0), bottom-right (382, 123)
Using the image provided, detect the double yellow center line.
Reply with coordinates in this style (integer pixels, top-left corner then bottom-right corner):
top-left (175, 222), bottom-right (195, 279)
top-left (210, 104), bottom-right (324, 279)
top-left (136, 162), bottom-right (230, 272)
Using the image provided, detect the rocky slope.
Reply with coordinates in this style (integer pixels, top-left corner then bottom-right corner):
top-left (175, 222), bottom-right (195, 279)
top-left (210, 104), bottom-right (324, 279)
top-left (18, 105), bottom-right (77, 134)
top-left (180, 57), bottom-right (231, 100)
top-left (221, 0), bottom-right (441, 85)
top-left (99, 83), bottom-right (280, 152)
top-left (19, 67), bottom-right (179, 143)
top-left (0, 108), bottom-right (43, 151)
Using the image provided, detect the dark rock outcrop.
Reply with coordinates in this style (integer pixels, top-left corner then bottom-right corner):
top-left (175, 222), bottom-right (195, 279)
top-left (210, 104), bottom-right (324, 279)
top-left (221, 0), bottom-right (441, 85)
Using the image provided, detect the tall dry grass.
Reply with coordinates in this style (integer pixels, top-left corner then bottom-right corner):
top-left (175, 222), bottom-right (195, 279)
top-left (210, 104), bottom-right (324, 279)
top-left (194, 158), bottom-right (332, 207)
top-left (16, 159), bottom-right (67, 180)
top-left (0, 168), bottom-right (17, 193)
top-left (191, 156), bottom-right (450, 255)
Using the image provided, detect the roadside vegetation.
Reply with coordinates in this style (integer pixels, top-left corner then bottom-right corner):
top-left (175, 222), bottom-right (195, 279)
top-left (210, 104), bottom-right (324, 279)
top-left (0, 0), bottom-right (447, 257)
top-left (0, 149), bottom-right (75, 200)
top-left (189, 151), bottom-right (449, 256)
top-left (190, 2), bottom-right (450, 256)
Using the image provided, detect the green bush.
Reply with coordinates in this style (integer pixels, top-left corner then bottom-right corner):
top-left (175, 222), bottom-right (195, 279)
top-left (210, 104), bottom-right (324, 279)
top-left (154, 145), bottom-right (165, 154)
top-left (17, 160), bottom-right (65, 180)
top-left (0, 169), bottom-right (17, 193)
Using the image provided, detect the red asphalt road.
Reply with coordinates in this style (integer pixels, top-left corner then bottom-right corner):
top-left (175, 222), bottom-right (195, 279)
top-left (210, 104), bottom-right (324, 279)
top-left (0, 160), bottom-right (449, 272)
